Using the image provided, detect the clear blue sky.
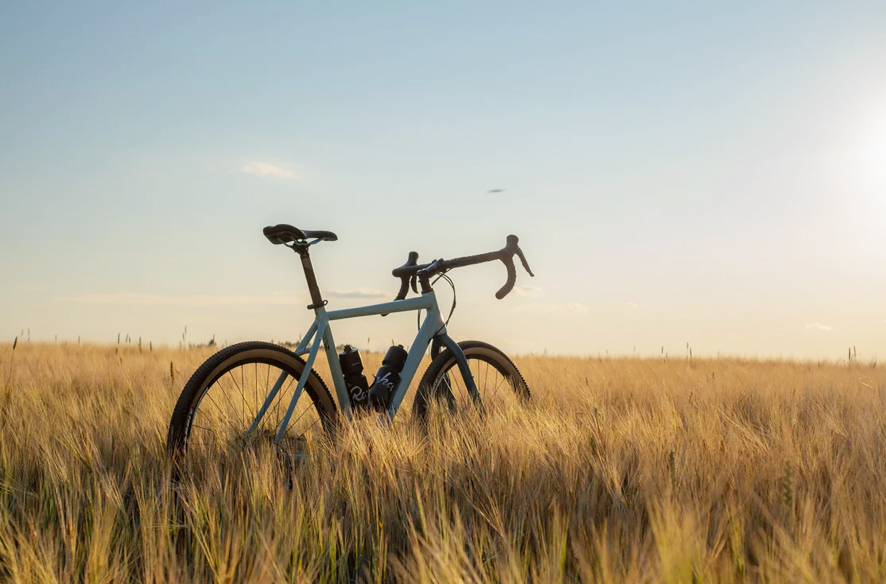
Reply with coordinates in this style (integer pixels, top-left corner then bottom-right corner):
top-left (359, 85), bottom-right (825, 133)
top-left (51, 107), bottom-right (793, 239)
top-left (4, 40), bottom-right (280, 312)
top-left (2, 1), bottom-right (885, 358)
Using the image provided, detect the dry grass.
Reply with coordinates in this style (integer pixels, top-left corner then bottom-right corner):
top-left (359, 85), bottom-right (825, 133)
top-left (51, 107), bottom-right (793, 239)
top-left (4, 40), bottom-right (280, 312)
top-left (1, 342), bottom-right (886, 582)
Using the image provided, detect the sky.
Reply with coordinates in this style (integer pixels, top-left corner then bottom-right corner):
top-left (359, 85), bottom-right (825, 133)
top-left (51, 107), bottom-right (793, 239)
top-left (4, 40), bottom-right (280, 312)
top-left (1, 1), bottom-right (885, 359)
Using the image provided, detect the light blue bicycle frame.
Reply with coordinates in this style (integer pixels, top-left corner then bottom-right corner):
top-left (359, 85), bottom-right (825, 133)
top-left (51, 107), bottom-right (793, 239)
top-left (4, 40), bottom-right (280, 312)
top-left (247, 290), bottom-right (478, 442)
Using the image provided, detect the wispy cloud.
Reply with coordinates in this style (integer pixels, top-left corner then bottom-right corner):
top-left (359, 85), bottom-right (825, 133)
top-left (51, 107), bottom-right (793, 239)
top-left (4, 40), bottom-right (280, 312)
top-left (57, 289), bottom-right (390, 306)
top-left (514, 302), bottom-right (587, 315)
top-left (58, 292), bottom-right (301, 307)
top-left (805, 322), bottom-right (832, 331)
top-left (241, 161), bottom-right (296, 180)
top-left (626, 302), bottom-right (638, 309)
top-left (325, 289), bottom-right (388, 300)
top-left (514, 286), bottom-right (543, 297)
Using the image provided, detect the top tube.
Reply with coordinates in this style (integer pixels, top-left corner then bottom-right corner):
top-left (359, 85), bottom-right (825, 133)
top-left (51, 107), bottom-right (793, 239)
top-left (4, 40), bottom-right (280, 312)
top-left (325, 293), bottom-right (436, 321)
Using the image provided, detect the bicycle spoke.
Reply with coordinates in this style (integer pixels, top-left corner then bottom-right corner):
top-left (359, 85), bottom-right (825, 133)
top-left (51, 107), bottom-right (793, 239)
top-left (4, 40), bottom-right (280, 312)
top-left (225, 370), bottom-right (249, 425)
top-left (261, 363), bottom-right (269, 416)
top-left (490, 372), bottom-right (504, 399)
top-left (292, 397), bottom-right (320, 431)
top-left (429, 355), bottom-right (519, 415)
top-left (484, 361), bottom-right (489, 395)
top-left (266, 374), bottom-right (298, 428)
top-left (200, 387), bottom-right (225, 417)
top-left (192, 423), bottom-right (223, 434)
top-left (284, 414), bottom-right (321, 442)
top-left (215, 373), bottom-right (243, 427)
top-left (254, 362), bottom-right (258, 421)
top-left (188, 360), bottom-right (323, 452)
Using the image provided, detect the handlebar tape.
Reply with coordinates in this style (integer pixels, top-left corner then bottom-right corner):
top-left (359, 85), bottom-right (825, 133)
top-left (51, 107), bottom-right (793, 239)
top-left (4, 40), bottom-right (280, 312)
top-left (496, 255), bottom-right (518, 299)
top-left (392, 251), bottom-right (420, 278)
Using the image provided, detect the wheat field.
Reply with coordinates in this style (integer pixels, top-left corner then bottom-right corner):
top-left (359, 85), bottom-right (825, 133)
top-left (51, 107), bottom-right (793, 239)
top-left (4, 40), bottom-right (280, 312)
top-left (1, 341), bottom-right (885, 583)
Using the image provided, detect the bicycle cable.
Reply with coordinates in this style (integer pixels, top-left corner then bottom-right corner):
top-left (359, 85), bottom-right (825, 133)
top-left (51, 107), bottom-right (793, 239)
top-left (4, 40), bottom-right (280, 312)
top-left (417, 270), bottom-right (458, 334)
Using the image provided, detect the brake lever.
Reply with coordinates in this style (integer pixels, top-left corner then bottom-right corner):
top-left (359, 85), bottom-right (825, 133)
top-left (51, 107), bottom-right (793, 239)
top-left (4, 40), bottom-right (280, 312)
top-left (385, 252), bottom-right (419, 316)
top-left (515, 246), bottom-right (534, 277)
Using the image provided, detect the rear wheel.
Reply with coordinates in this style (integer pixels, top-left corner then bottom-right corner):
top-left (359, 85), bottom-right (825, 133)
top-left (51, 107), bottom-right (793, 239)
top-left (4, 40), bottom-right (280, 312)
top-left (167, 342), bottom-right (337, 459)
top-left (412, 340), bottom-right (529, 421)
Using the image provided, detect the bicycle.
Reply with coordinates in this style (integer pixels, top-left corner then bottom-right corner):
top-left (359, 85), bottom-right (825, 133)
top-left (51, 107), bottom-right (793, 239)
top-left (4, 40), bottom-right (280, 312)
top-left (166, 224), bottom-right (535, 457)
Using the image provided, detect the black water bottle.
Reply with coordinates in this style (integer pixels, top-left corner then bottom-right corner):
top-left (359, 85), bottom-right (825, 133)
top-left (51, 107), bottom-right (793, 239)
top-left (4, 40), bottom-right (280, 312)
top-left (367, 345), bottom-right (409, 412)
top-left (339, 345), bottom-right (370, 409)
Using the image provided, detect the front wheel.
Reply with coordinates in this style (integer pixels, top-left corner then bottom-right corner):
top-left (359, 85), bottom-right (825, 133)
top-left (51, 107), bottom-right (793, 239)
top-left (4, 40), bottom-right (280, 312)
top-left (167, 341), bottom-right (337, 458)
top-left (412, 340), bottom-right (530, 421)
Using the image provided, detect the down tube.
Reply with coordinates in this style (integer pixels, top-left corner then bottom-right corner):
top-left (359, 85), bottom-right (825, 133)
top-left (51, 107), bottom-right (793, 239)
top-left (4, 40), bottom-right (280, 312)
top-left (386, 311), bottom-right (444, 419)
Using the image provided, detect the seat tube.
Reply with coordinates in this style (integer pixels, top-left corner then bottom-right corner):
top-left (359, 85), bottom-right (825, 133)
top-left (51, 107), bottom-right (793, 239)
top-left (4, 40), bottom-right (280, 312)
top-left (317, 310), bottom-right (352, 419)
top-left (295, 246), bottom-right (325, 309)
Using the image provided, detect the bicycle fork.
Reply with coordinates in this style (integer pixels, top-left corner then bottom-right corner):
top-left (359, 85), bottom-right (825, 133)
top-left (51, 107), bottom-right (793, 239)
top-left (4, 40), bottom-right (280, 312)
top-left (430, 336), bottom-right (482, 408)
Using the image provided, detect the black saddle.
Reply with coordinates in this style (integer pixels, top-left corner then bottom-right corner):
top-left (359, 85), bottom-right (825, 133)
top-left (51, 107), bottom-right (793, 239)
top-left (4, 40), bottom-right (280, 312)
top-left (263, 224), bottom-right (338, 245)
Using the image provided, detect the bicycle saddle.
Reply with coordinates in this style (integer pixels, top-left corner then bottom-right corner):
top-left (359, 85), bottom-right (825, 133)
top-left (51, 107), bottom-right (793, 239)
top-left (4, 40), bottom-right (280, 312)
top-left (263, 224), bottom-right (338, 245)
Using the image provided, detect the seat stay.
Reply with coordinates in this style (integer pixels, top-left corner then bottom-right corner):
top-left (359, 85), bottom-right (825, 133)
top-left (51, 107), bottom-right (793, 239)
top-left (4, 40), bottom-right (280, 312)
top-left (274, 315), bottom-right (329, 441)
top-left (246, 370), bottom-right (290, 435)
top-left (289, 311), bottom-right (354, 422)
top-left (294, 320), bottom-right (318, 356)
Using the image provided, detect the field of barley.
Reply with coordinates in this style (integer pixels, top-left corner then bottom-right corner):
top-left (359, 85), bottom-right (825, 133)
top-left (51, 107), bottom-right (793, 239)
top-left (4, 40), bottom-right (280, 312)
top-left (1, 341), bottom-right (886, 583)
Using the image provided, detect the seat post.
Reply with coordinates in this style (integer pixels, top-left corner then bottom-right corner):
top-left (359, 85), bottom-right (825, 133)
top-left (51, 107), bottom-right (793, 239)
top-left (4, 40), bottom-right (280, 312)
top-left (294, 245), bottom-right (326, 310)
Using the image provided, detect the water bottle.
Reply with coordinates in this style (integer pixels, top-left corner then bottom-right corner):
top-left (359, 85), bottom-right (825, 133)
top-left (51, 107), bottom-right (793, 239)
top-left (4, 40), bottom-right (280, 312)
top-left (367, 345), bottom-right (408, 412)
top-left (338, 345), bottom-right (370, 409)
